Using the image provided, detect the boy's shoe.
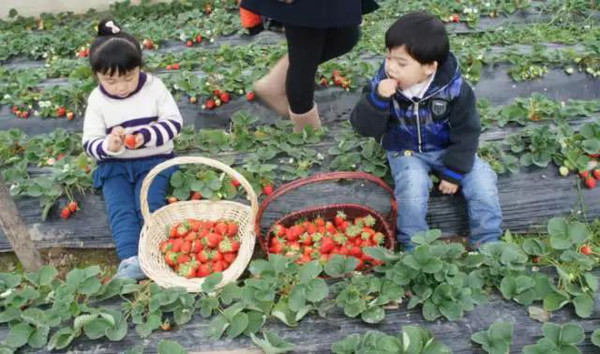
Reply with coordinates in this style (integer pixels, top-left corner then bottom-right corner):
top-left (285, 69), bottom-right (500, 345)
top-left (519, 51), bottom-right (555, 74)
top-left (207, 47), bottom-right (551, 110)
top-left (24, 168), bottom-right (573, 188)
top-left (114, 256), bottom-right (146, 281)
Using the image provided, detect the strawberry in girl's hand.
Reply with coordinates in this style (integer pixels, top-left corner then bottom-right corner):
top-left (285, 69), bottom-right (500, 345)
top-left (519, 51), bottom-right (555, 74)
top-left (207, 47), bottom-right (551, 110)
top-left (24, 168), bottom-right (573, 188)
top-left (124, 134), bottom-right (137, 149)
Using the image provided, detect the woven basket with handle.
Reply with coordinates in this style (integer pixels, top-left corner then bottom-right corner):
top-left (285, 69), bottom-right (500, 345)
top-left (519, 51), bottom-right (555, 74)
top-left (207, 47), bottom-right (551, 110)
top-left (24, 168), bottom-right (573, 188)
top-left (255, 171), bottom-right (397, 256)
top-left (138, 156), bottom-right (258, 292)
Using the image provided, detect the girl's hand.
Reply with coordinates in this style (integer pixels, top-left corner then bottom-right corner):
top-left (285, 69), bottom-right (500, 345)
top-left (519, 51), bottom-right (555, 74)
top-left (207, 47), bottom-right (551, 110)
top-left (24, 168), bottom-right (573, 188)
top-left (106, 134), bottom-right (124, 152)
top-left (439, 180), bottom-right (459, 195)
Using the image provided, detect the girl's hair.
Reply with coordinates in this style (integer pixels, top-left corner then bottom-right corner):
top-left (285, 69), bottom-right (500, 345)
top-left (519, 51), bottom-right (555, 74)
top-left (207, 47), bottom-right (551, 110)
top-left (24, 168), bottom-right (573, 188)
top-left (89, 19), bottom-right (142, 76)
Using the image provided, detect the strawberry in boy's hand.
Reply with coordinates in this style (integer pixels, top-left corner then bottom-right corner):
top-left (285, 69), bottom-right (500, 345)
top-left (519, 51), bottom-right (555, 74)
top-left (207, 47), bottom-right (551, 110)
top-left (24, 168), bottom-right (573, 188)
top-left (124, 134), bottom-right (137, 149)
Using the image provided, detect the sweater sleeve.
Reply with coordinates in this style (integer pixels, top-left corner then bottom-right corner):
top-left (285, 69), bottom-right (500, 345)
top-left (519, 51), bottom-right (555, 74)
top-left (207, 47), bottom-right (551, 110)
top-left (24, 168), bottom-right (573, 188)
top-left (134, 79), bottom-right (183, 148)
top-left (440, 83), bottom-right (481, 185)
top-left (349, 78), bottom-right (392, 141)
top-left (82, 92), bottom-right (124, 160)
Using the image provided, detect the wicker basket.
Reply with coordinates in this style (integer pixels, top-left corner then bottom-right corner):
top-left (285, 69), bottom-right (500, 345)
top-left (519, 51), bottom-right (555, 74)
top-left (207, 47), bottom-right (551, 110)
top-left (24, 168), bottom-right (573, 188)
top-left (138, 156), bottom-right (258, 292)
top-left (255, 171), bottom-right (398, 254)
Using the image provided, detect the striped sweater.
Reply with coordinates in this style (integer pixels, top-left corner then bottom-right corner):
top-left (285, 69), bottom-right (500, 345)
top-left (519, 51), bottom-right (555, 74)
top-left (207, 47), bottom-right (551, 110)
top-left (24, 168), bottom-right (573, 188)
top-left (82, 73), bottom-right (183, 162)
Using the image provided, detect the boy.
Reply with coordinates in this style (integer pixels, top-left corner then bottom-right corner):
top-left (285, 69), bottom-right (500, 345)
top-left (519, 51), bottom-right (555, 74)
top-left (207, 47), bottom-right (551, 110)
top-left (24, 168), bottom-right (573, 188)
top-left (350, 12), bottom-right (502, 250)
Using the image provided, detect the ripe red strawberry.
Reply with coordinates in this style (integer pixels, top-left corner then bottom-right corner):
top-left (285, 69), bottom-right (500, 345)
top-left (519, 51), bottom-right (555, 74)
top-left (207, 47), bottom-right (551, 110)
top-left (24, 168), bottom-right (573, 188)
top-left (334, 211), bottom-right (347, 226)
top-left (177, 223), bottom-right (190, 237)
top-left (165, 251), bottom-right (179, 266)
top-left (231, 179), bottom-right (241, 188)
top-left (197, 264), bottom-right (211, 277)
top-left (205, 99), bottom-right (216, 109)
top-left (197, 251), bottom-right (210, 263)
top-left (212, 251), bottom-right (224, 262)
top-left (262, 185), bottom-right (274, 196)
top-left (206, 233), bottom-right (221, 248)
top-left (180, 241), bottom-right (192, 254)
top-left (580, 245), bottom-right (592, 255)
top-left (451, 14), bottom-right (460, 23)
top-left (166, 64), bottom-right (172, 70)
top-left (219, 92), bottom-right (230, 103)
top-left (298, 254), bottom-right (311, 264)
top-left (212, 261), bottom-right (224, 273)
top-left (579, 171), bottom-right (590, 179)
top-left (320, 78), bottom-right (328, 86)
top-left (177, 254), bottom-right (191, 264)
top-left (218, 239), bottom-right (233, 253)
top-left (191, 191), bottom-right (202, 200)
top-left (186, 40), bottom-right (193, 47)
top-left (21, 111), bottom-right (29, 119)
top-left (68, 201), bottom-right (79, 212)
top-left (215, 222), bottom-right (228, 235)
top-left (246, 91), bottom-right (256, 101)
top-left (314, 217), bottom-right (325, 227)
top-left (172, 63), bottom-right (180, 70)
top-left (142, 39), bottom-right (154, 50)
top-left (124, 134), bottom-right (137, 149)
top-left (60, 208), bottom-right (71, 220)
top-left (230, 240), bottom-right (240, 252)
top-left (270, 242), bottom-right (284, 254)
top-left (160, 241), bottom-right (174, 253)
top-left (196, 34), bottom-right (203, 43)
top-left (223, 252), bottom-right (236, 264)
top-left (594, 169), bottom-right (600, 180)
top-left (178, 262), bottom-right (197, 278)
top-left (192, 240), bottom-right (203, 253)
top-left (271, 224), bottom-right (286, 237)
top-left (226, 223), bottom-right (238, 237)
top-left (585, 177), bottom-right (597, 189)
top-left (56, 107), bottom-right (66, 117)
top-left (172, 239), bottom-right (184, 252)
top-left (319, 237), bottom-right (335, 254)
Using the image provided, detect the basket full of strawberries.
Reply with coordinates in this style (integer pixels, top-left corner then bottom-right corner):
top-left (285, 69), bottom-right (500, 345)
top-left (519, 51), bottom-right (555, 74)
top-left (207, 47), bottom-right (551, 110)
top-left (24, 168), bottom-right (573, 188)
top-left (255, 172), bottom-right (397, 271)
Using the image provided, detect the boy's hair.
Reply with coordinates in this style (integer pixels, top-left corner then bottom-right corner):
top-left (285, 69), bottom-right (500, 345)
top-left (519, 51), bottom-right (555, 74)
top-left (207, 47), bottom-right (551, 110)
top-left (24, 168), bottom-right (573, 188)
top-left (89, 19), bottom-right (142, 76)
top-left (385, 12), bottom-right (449, 65)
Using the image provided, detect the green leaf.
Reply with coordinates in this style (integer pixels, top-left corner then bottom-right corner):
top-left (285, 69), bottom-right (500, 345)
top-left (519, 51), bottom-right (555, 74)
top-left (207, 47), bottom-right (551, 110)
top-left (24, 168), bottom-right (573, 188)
top-left (106, 319), bottom-right (128, 341)
top-left (559, 323), bottom-right (584, 345)
top-left (304, 278), bottom-right (328, 303)
top-left (47, 327), bottom-right (76, 350)
top-left (79, 276), bottom-right (102, 295)
top-left (289, 285), bottom-right (306, 312)
top-left (591, 329), bottom-right (600, 347)
top-left (542, 322), bottom-right (562, 343)
top-left (360, 306), bottom-right (385, 324)
top-left (226, 312), bottom-right (249, 339)
top-left (251, 330), bottom-right (295, 354)
top-left (84, 318), bottom-right (112, 339)
top-left (28, 325), bottom-right (50, 349)
top-left (362, 247), bottom-right (402, 262)
top-left (20, 308), bottom-right (47, 327)
top-left (38, 266), bottom-right (58, 286)
top-left (331, 333), bottom-right (361, 353)
top-left (158, 339), bottom-right (187, 354)
top-left (208, 314), bottom-right (229, 340)
top-left (567, 222), bottom-right (589, 244)
top-left (422, 300), bottom-right (441, 321)
top-left (298, 261), bottom-right (322, 283)
top-left (244, 311), bottom-right (266, 336)
top-left (583, 273), bottom-right (598, 292)
top-left (543, 292), bottom-right (570, 311)
top-left (500, 277), bottom-right (516, 299)
top-left (572, 294), bottom-right (594, 318)
top-left (201, 272), bottom-right (223, 293)
top-left (6, 322), bottom-right (33, 349)
top-left (324, 255), bottom-right (357, 277)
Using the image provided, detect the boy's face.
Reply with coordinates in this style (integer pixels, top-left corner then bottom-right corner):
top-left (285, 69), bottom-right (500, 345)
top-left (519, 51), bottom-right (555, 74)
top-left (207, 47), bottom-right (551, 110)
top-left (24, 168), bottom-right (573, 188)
top-left (385, 46), bottom-right (437, 91)
top-left (97, 66), bottom-right (140, 98)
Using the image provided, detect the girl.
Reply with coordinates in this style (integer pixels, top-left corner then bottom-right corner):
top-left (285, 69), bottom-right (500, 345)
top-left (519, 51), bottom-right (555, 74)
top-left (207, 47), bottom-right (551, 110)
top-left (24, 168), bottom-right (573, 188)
top-left (82, 19), bottom-right (183, 280)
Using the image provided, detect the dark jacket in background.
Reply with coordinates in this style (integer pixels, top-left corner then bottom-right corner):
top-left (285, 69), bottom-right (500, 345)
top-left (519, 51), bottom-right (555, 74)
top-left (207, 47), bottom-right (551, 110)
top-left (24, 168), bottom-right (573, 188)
top-left (240, 0), bottom-right (363, 28)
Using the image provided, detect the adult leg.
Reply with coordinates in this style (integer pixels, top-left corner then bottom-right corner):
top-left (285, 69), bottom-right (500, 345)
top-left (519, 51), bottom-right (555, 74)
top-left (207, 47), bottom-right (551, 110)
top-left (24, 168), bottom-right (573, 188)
top-left (321, 26), bottom-right (360, 63)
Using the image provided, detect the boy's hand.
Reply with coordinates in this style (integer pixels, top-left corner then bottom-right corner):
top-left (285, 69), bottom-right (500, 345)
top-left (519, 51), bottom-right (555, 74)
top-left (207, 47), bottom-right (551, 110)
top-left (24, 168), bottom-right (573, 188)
top-left (106, 134), bottom-right (124, 153)
top-left (439, 180), bottom-right (459, 195)
top-left (377, 79), bottom-right (398, 98)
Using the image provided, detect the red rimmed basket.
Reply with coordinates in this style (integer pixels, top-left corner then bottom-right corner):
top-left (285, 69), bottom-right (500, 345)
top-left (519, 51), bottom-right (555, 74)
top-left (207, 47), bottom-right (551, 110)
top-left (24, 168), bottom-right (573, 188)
top-left (255, 171), bottom-right (398, 256)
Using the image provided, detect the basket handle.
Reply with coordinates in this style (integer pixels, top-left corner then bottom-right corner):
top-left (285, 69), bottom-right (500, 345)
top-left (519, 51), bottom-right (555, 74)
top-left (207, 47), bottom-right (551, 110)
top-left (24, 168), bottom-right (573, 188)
top-left (140, 156), bottom-right (259, 229)
top-left (255, 171), bottom-right (398, 248)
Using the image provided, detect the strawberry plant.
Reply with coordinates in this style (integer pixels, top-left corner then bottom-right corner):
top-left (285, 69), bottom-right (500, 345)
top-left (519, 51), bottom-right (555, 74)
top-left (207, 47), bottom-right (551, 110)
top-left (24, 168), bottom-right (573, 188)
top-left (471, 322), bottom-right (514, 354)
top-left (331, 325), bottom-right (450, 354)
top-left (522, 322), bottom-right (585, 354)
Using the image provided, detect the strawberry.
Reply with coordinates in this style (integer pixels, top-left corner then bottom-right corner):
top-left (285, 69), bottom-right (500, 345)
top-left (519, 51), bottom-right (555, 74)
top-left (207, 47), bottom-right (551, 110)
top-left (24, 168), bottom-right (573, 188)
top-left (594, 169), bottom-right (600, 180)
top-left (197, 250), bottom-right (210, 263)
top-left (206, 233), bottom-right (221, 248)
top-left (205, 99), bottom-right (216, 109)
top-left (451, 14), bottom-right (460, 23)
top-left (191, 240), bottom-right (203, 253)
top-left (124, 134), bottom-right (137, 149)
top-left (219, 92), bottom-right (230, 103)
top-left (212, 251), bottom-right (224, 262)
top-left (56, 107), bottom-right (66, 117)
top-left (285, 228), bottom-right (299, 242)
top-left (230, 240), bottom-right (240, 252)
top-left (66, 112), bottom-right (75, 120)
top-left (579, 171), bottom-right (590, 179)
top-left (223, 252), bottom-right (236, 264)
top-left (372, 232), bottom-right (385, 245)
top-left (11, 106), bottom-right (18, 113)
top-left (314, 217), bottom-right (325, 227)
top-left (271, 224), bottom-right (286, 237)
top-left (177, 254), bottom-right (191, 264)
top-left (196, 34), bottom-right (203, 43)
top-left (212, 261), bottom-right (224, 273)
top-left (270, 242), bottom-right (284, 254)
top-left (21, 111), bottom-right (29, 119)
top-left (319, 237), bottom-right (335, 254)
top-left (180, 241), bottom-right (192, 253)
top-left (231, 179), bottom-right (241, 188)
top-left (585, 177), bottom-right (597, 189)
top-left (189, 96), bottom-right (198, 104)
top-left (262, 184), bottom-right (274, 196)
top-left (60, 207), bottom-right (71, 220)
top-left (218, 239), bottom-right (233, 253)
top-left (325, 221), bottom-right (337, 234)
top-left (184, 232), bottom-right (197, 241)
top-left (160, 241), bottom-right (174, 253)
top-left (197, 264), bottom-right (211, 277)
top-left (246, 91), bottom-right (256, 101)
top-left (186, 40), bottom-right (193, 47)
top-left (215, 222), bottom-right (228, 236)
top-left (165, 251), bottom-right (179, 266)
top-left (300, 234), bottom-right (313, 246)
top-left (68, 201), bottom-right (79, 212)
top-left (178, 261), bottom-right (197, 278)
top-left (172, 239), bottom-right (184, 252)
top-left (580, 245), bottom-right (592, 255)
top-left (166, 64), bottom-right (172, 70)
top-left (320, 78), bottom-right (328, 86)
top-left (160, 321), bottom-right (171, 331)
top-left (226, 223), bottom-right (239, 237)
top-left (334, 211), bottom-right (347, 227)
top-left (191, 191), bottom-right (202, 200)
top-left (172, 63), bottom-right (180, 70)
top-left (213, 89), bottom-right (222, 96)
top-left (142, 39), bottom-right (154, 50)
top-left (177, 223), bottom-right (190, 237)
top-left (532, 256), bottom-right (540, 264)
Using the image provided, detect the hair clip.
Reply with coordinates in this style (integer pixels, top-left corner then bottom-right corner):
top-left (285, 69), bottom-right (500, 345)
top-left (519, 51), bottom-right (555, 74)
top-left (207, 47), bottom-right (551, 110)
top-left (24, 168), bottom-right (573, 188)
top-left (105, 21), bottom-right (121, 34)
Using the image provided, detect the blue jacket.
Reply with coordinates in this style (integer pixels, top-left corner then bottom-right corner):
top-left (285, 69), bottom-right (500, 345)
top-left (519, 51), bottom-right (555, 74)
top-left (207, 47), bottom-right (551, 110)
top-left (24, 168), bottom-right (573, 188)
top-left (350, 53), bottom-right (481, 184)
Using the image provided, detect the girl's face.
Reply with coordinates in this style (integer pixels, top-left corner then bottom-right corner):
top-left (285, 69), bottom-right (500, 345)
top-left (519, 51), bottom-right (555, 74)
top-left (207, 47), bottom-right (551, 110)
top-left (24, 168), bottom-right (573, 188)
top-left (385, 46), bottom-right (437, 91)
top-left (97, 66), bottom-right (140, 97)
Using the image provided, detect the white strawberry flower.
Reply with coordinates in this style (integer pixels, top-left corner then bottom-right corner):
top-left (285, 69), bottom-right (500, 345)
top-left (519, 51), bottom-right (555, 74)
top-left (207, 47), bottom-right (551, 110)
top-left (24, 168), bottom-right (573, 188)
top-left (3, 94), bottom-right (11, 99)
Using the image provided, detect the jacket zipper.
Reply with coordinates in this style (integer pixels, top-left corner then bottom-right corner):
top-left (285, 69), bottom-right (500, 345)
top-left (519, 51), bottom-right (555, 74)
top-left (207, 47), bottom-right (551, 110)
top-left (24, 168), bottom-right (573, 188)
top-left (413, 102), bottom-right (422, 152)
